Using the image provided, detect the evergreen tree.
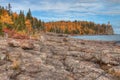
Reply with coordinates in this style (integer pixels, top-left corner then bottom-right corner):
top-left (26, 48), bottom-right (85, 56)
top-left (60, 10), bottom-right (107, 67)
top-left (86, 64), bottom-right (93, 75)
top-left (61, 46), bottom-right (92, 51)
top-left (64, 28), bottom-right (69, 34)
top-left (0, 6), bottom-right (2, 15)
top-left (17, 10), bottom-right (25, 31)
top-left (8, 3), bottom-right (12, 15)
top-left (26, 8), bottom-right (33, 27)
top-left (26, 8), bottom-right (32, 20)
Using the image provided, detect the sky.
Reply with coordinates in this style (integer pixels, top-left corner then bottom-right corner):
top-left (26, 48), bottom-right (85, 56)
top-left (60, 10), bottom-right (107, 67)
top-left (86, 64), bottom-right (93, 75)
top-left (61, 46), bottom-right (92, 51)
top-left (0, 0), bottom-right (120, 34)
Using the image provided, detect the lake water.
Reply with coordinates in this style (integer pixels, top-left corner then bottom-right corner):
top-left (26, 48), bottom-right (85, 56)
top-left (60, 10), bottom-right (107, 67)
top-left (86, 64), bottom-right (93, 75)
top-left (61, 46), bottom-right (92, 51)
top-left (72, 34), bottom-right (120, 41)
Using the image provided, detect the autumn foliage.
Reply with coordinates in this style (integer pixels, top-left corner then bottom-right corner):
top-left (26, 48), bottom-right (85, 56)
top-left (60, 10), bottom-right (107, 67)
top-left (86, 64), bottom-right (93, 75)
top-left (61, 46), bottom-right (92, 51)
top-left (45, 21), bottom-right (113, 35)
top-left (0, 4), bottom-right (113, 37)
top-left (0, 4), bottom-right (44, 38)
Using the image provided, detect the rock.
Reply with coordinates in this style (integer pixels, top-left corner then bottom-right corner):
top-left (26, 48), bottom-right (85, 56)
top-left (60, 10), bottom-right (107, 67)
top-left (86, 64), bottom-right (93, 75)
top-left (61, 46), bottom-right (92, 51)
top-left (8, 40), bottom-right (34, 50)
top-left (6, 49), bottom-right (22, 62)
top-left (8, 40), bottom-right (20, 47)
top-left (40, 35), bottom-right (45, 42)
top-left (0, 40), bottom-right (9, 51)
top-left (0, 60), bottom-right (6, 65)
top-left (96, 74), bottom-right (114, 80)
top-left (39, 52), bottom-right (47, 61)
top-left (38, 64), bottom-right (56, 72)
top-left (79, 52), bottom-right (94, 60)
top-left (33, 44), bottom-right (40, 51)
top-left (17, 74), bottom-right (35, 80)
top-left (21, 41), bottom-right (34, 50)
top-left (46, 58), bottom-right (64, 70)
top-left (63, 38), bottom-right (68, 42)
top-left (93, 51), bottom-right (120, 65)
top-left (21, 55), bottom-right (42, 73)
top-left (64, 57), bottom-right (79, 68)
top-left (64, 57), bottom-right (108, 79)
top-left (114, 48), bottom-right (120, 53)
top-left (67, 51), bottom-right (80, 57)
top-left (51, 46), bottom-right (68, 56)
top-left (32, 71), bottom-right (71, 80)
top-left (0, 39), bottom-right (8, 46)
top-left (81, 42), bottom-right (85, 45)
top-left (0, 53), bottom-right (6, 60)
top-left (0, 34), bottom-right (120, 80)
top-left (0, 72), bottom-right (9, 80)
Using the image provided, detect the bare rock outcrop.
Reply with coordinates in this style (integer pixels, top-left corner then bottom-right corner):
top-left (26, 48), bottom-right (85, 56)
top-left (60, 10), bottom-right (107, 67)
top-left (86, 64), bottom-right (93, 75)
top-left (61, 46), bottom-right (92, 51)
top-left (0, 34), bottom-right (120, 80)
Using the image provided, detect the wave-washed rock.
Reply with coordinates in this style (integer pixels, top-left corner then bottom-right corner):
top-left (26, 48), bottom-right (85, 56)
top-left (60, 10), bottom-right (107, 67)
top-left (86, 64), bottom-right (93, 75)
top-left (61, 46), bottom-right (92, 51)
top-left (0, 33), bottom-right (120, 80)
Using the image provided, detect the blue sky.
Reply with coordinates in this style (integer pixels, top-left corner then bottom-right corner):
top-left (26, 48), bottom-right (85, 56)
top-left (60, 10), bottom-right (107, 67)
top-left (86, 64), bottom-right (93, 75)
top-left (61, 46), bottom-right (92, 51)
top-left (0, 0), bottom-right (120, 34)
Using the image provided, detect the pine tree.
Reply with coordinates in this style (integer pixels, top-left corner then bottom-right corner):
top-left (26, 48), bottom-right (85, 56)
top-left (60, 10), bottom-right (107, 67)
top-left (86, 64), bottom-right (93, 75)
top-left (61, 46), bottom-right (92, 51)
top-left (26, 8), bottom-right (32, 20)
top-left (8, 3), bottom-right (12, 15)
top-left (17, 10), bottom-right (25, 31)
top-left (26, 8), bottom-right (33, 27)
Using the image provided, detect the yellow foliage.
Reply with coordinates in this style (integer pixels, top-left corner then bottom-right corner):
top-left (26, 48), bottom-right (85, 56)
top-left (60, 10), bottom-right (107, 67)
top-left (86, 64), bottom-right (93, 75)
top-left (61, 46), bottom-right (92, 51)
top-left (30, 33), bottom-right (40, 40)
top-left (17, 30), bottom-right (27, 35)
top-left (0, 10), bottom-right (13, 24)
top-left (89, 29), bottom-right (95, 34)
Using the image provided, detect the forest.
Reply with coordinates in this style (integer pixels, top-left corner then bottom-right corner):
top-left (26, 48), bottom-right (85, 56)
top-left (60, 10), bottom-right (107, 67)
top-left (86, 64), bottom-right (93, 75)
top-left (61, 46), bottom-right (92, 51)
top-left (45, 21), bottom-right (114, 35)
top-left (0, 4), bottom-right (114, 39)
top-left (0, 4), bottom-right (44, 39)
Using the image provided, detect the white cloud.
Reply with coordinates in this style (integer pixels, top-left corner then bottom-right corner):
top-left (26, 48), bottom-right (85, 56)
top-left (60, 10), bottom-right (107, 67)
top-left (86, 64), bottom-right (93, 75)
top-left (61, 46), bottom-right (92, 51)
top-left (0, 0), bottom-right (120, 15)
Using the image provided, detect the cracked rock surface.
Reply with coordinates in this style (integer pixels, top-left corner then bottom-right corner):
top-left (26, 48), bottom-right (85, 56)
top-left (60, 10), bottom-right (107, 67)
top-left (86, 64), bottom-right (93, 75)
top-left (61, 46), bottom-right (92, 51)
top-left (0, 33), bottom-right (120, 80)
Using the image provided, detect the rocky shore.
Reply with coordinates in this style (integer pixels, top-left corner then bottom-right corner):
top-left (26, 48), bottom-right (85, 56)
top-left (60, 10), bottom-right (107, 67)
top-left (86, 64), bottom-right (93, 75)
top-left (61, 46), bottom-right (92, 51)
top-left (0, 33), bottom-right (120, 80)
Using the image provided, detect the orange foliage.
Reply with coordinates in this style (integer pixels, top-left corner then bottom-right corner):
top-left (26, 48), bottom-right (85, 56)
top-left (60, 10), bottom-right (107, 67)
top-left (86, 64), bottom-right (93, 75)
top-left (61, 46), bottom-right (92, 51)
top-left (45, 21), bottom-right (82, 34)
top-left (25, 19), bottom-right (32, 32)
top-left (3, 28), bottom-right (29, 39)
top-left (12, 12), bottom-right (18, 19)
top-left (0, 10), bottom-right (13, 25)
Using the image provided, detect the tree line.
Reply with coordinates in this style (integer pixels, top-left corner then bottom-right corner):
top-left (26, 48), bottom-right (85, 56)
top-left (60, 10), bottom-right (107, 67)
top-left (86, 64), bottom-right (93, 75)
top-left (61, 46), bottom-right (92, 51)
top-left (45, 21), bottom-right (114, 35)
top-left (0, 4), bottom-right (44, 38)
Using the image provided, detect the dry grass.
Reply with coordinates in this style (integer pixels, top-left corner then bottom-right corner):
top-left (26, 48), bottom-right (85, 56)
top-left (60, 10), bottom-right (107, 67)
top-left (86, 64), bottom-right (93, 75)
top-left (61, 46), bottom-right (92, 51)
top-left (109, 68), bottom-right (120, 77)
top-left (11, 59), bottom-right (20, 70)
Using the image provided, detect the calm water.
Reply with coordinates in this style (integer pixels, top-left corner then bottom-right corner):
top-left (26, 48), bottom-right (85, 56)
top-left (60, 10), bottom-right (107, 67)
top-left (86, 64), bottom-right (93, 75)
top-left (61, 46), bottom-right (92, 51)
top-left (72, 34), bottom-right (120, 41)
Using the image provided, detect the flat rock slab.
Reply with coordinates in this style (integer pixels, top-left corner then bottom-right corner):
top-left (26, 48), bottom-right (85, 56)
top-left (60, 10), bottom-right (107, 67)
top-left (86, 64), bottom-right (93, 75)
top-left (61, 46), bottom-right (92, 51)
top-left (0, 34), bottom-right (120, 80)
